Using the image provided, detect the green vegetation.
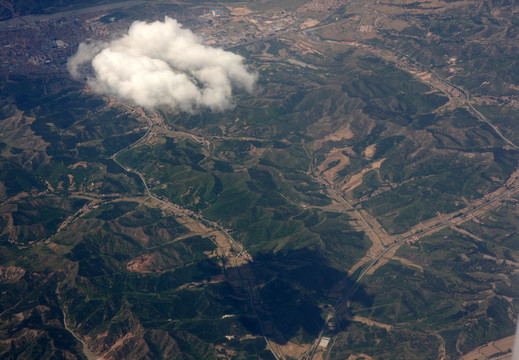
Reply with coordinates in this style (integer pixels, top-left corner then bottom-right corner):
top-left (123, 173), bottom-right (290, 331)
top-left (344, 226), bottom-right (518, 358)
top-left (2, 0), bottom-right (519, 358)
top-left (458, 202), bottom-right (519, 256)
top-left (331, 323), bottom-right (440, 360)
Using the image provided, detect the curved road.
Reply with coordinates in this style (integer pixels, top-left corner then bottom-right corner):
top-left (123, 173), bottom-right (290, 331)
top-left (110, 107), bottom-right (282, 360)
top-left (305, 5), bottom-right (519, 359)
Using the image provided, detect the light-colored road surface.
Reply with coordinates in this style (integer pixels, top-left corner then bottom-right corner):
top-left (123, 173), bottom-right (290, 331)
top-left (304, 3), bottom-right (519, 359)
top-left (28, 1), bottom-right (517, 358)
top-left (109, 106), bottom-right (282, 360)
top-left (61, 308), bottom-right (99, 360)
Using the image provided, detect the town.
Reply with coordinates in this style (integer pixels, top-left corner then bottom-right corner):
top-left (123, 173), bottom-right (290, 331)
top-left (0, 1), bottom-right (311, 76)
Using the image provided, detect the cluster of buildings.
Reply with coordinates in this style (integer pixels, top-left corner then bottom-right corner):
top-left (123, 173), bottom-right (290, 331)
top-left (195, 6), bottom-right (300, 48)
top-left (0, 5), bottom-right (187, 75)
top-left (0, 2), bottom-right (313, 75)
top-left (0, 18), bottom-right (81, 74)
top-left (0, 12), bottom-right (120, 75)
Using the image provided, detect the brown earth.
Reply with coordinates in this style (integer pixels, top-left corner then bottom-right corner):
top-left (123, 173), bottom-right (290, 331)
top-left (341, 159), bottom-right (385, 194)
top-left (461, 335), bottom-right (514, 360)
top-left (352, 315), bottom-right (392, 331)
top-left (229, 7), bottom-right (253, 16)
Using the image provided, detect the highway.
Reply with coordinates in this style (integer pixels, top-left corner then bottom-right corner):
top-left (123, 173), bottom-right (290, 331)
top-left (27, 1), bottom-right (517, 357)
top-left (303, 4), bottom-right (519, 359)
top-left (108, 105), bottom-right (283, 360)
top-left (304, 174), bottom-right (519, 360)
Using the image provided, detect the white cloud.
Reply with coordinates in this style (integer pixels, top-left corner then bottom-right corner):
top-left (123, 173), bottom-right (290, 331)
top-left (67, 17), bottom-right (257, 112)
